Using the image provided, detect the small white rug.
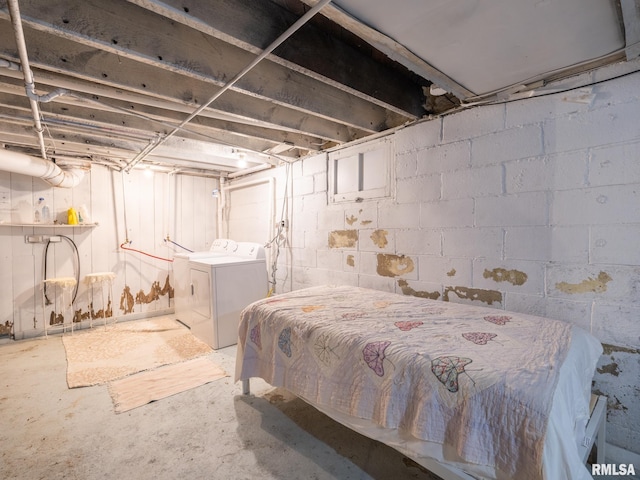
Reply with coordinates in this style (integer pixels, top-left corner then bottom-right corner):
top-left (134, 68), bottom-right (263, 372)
top-left (108, 356), bottom-right (227, 413)
top-left (62, 317), bottom-right (213, 388)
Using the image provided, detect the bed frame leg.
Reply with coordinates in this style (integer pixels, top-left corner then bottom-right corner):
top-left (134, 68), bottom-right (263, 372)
top-left (242, 379), bottom-right (250, 395)
top-left (596, 396), bottom-right (606, 464)
top-left (579, 395), bottom-right (607, 465)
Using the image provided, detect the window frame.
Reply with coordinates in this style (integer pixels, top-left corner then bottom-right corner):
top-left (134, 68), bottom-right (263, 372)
top-left (328, 138), bottom-right (394, 204)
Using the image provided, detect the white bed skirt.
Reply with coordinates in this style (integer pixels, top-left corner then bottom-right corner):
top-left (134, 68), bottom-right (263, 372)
top-left (245, 325), bottom-right (601, 480)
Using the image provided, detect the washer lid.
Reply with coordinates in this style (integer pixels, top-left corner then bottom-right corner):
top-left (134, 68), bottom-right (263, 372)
top-left (189, 255), bottom-right (265, 267)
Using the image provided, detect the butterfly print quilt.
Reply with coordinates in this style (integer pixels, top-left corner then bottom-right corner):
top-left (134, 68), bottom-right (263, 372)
top-left (236, 285), bottom-right (574, 479)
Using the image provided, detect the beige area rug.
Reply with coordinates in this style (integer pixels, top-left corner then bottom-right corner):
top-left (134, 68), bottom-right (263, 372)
top-left (62, 317), bottom-right (213, 388)
top-left (108, 356), bottom-right (227, 413)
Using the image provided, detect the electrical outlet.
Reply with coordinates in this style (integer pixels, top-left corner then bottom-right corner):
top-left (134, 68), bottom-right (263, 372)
top-left (280, 219), bottom-right (289, 229)
top-left (25, 235), bottom-right (43, 243)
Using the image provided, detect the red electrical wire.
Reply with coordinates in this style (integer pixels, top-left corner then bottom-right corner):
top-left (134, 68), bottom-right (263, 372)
top-left (120, 242), bottom-right (174, 262)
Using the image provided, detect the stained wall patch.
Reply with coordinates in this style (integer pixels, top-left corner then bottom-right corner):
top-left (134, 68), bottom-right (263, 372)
top-left (556, 271), bottom-right (612, 294)
top-left (376, 254), bottom-right (414, 277)
top-left (329, 230), bottom-right (358, 248)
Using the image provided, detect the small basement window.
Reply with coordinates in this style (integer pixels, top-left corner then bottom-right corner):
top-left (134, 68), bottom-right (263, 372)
top-left (328, 138), bottom-right (393, 203)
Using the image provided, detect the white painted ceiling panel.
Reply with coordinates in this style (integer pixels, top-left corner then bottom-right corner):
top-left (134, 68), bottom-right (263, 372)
top-left (333, 0), bottom-right (625, 96)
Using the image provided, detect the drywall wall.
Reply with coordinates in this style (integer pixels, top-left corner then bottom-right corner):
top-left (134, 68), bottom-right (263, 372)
top-left (226, 60), bottom-right (640, 459)
top-left (0, 165), bottom-right (217, 339)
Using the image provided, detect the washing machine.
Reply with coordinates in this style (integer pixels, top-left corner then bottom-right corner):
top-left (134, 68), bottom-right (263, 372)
top-left (188, 242), bottom-right (267, 349)
top-left (173, 239), bottom-right (238, 327)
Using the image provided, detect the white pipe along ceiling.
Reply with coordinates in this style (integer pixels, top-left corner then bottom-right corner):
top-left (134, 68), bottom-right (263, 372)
top-left (0, 148), bottom-right (85, 188)
top-left (0, 0), bottom-right (637, 178)
top-left (3, 0), bottom-right (84, 187)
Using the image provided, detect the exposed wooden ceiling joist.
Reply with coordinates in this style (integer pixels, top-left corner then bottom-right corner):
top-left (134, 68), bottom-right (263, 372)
top-left (0, 0), bottom-right (433, 175)
top-left (0, 0), bottom-right (631, 176)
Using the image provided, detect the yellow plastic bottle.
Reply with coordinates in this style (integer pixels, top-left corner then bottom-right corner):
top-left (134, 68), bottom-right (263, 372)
top-left (67, 207), bottom-right (79, 225)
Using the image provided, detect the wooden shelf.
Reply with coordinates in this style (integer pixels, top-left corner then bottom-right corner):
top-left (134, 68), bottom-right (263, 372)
top-left (0, 223), bottom-right (98, 228)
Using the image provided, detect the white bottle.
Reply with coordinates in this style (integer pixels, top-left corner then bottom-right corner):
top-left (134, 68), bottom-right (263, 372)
top-left (41, 199), bottom-right (51, 224)
top-left (34, 197), bottom-right (46, 223)
top-left (78, 204), bottom-right (90, 224)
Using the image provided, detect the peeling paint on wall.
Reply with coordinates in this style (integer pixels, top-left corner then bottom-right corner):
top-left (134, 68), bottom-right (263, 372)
top-left (607, 396), bottom-right (629, 411)
top-left (329, 230), bottom-right (358, 248)
top-left (49, 311), bottom-right (64, 326)
top-left (89, 298), bottom-right (113, 319)
top-left (593, 387), bottom-right (630, 412)
top-left (443, 286), bottom-right (502, 305)
top-left (397, 279), bottom-right (440, 300)
top-left (47, 277), bottom-right (173, 324)
top-left (120, 286), bottom-right (135, 314)
top-left (74, 310), bottom-right (91, 324)
top-left (136, 275), bottom-right (174, 304)
top-left (598, 344), bottom-right (637, 380)
top-left (603, 343), bottom-right (639, 355)
top-left (345, 209), bottom-right (372, 226)
top-left (0, 320), bottom-right (12, 336)
top-left (483, 268), bottom-right (527, 286)
top-left (75, 299), bottom-right (114, 324)
top-left (447, 269), bottom-right (456, 277)
top-left (370, 229), bottom-right (388, 248)
top-left (593, 343), bottom-right (639, 415)
top-left (555, 271), bottom-right (612, 294)
top-left (376, 254), bottom-right (414, 277)
top-left (346, 255), bottom-right (355, 267)
top-left (597, 362), bottom-right (620, 376)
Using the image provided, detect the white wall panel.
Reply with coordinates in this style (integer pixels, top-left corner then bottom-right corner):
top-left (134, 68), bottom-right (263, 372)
top-left (3, 165), bottom-right (215, 339)
top-left (225, 181), bottom-right (271, 244)
top-left (191, 176), bottom-right (208, 250)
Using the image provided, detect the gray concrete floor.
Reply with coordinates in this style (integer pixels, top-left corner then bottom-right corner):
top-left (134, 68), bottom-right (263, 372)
top-left (0, 318), bottom-right (441, 480)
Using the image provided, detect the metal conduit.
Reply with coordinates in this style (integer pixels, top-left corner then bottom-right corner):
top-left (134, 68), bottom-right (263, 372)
top-left (123, 0), bottom-right (333, 173)
top-left (7, 0), bottom-right (48, 160)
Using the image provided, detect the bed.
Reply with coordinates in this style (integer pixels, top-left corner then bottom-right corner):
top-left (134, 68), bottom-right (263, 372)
top-left (235, 285), bottom-right (605, 479)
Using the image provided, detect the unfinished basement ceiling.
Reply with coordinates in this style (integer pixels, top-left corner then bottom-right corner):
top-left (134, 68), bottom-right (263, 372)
top-left (0, 0), bottom-right (636, 176)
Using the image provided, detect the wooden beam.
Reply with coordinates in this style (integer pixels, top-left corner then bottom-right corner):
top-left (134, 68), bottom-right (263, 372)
top-left (0, 1), bottom-right (410, 133)
top-left (0, 114), bottom-right (242, 173)
top-left (128, 0), bottom-right (428, 117)
top-left (0, 27), bottom-right (367, 150)
top-left (0, 79), bottom-right (326, 152)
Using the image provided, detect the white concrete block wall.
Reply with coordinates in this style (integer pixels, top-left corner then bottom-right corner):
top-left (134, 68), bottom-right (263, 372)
top-left (1, 166), bottom-right (216, 340)
top-left (230, 61), bottom-right (640, 459)
top-left (417, 141), bottom-right (470, 175)
top-left (471, 125), bottom-right (544, 167)
top-left (504, 226), bottom-right (589, 263)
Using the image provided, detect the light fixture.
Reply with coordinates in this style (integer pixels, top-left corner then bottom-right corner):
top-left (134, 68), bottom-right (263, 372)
top-left (236, 151), bottom-right (247, 168)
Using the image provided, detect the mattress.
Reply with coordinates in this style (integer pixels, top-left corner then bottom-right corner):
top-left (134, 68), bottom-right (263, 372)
top-left (235, 285), bottom-right (603, 479)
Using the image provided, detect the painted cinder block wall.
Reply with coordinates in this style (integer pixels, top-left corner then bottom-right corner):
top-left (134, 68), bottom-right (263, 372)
top-left (228, 61), bottom-right (640, 460)
top-left (0, 165), bottom-right (217, 340)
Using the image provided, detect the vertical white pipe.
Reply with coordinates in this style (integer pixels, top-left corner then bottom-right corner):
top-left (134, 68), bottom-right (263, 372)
top-left (7, 0), bottom-right (47, 160)
top-left (218, 177), bottom-right (226, 239)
